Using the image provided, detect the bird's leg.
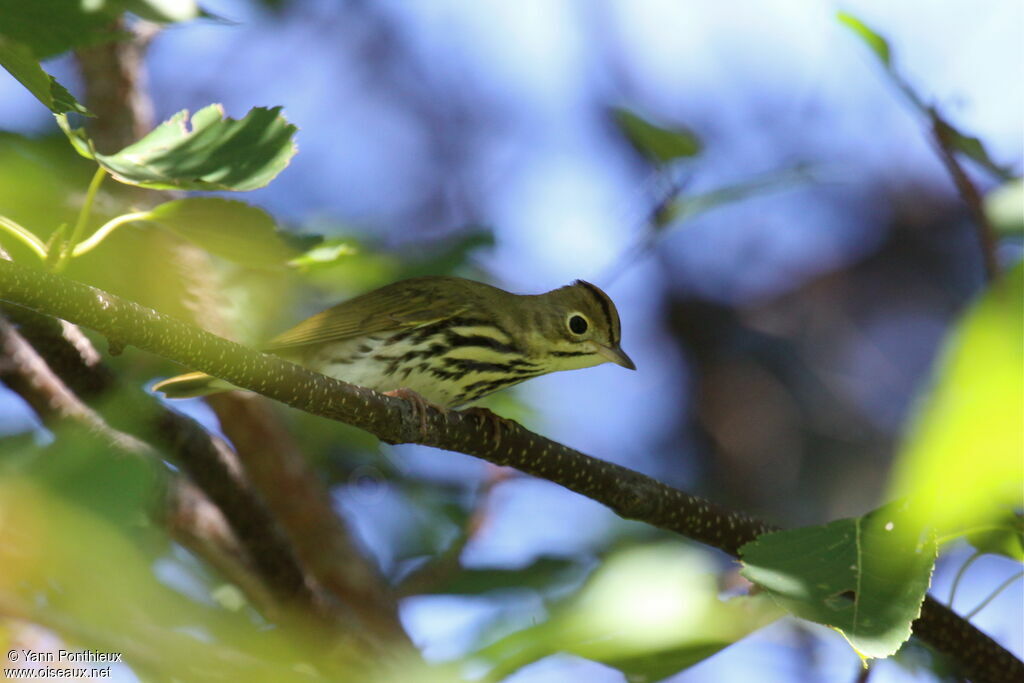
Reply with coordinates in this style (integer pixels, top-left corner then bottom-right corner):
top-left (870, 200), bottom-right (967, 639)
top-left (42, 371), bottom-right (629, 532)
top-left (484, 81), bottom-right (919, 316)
top-left (383, 388), bottom-right (440, 436)
top-left (463, 406), bottom-right (515, 448)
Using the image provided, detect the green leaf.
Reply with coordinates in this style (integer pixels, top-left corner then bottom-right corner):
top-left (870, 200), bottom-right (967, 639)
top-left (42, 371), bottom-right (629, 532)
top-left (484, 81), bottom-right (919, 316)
top-left (888, 263), bottom-right (1024, 538)
top-left (661, 163), bottom-right (817, 229)
top-left (612, 108), bottom-right (702, 165)
top-left (119, 0), bottom-right (201, 23)
top-left (471, 544), bottom-right (781, 681)
top-left (837, 11), bottom-right (891, 67)
top-left (32, 431), bottom-right (160, 532)
top-left (55, 112), bottom-right (97, 160)
top-left (837, 12), bottom-right (1012, 182)
top-left (288, 237), bottom-right (359, 270)
top-left (836, 11), bottom-right (933, 115)
top-left (0, 475), bottom-right (332, 682)
top-left (0, 0), bottom-right (198, 59)
top-left (79, 105), bottom-right (297, 191)
top-left (0, 36), bottom-right (89, 114)
top-left (985, 179), bottom-right (1024, 234)
top-left (0, 0), bottom-right (122, 59)
top-left (0, 133), bottom-right (107, 258)
top-left (966, 512), bottom-right (1024, 562)
top-left (147, 198), bottom-right (297, 267)
top-left (933, 118), bottom-right (1016, 181)
top-left (740, 509), bottom-right (936, 659)
top-left (397, 227), bottom-right (495, 279)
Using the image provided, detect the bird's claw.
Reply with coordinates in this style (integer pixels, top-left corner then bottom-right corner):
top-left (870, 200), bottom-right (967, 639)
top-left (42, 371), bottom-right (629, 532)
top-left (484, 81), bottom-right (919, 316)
top-left (384, 388), bottom-right (438, 436)
top-left (463, 407), bottom-right (514, 447)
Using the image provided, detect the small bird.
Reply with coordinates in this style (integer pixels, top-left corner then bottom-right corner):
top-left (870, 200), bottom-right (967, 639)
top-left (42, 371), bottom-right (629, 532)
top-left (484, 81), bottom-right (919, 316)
top-left (154, 276), bottom-right (635, 407)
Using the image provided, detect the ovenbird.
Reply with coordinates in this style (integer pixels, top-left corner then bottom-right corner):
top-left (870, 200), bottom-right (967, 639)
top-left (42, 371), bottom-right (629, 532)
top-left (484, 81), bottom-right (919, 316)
top-left (154, 276), bottom-right (635, 407)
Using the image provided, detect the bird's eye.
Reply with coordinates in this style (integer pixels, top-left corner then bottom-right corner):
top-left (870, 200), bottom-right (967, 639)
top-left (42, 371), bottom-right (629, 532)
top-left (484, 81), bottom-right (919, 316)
top-left (568, 314), bottom-right (589, 335)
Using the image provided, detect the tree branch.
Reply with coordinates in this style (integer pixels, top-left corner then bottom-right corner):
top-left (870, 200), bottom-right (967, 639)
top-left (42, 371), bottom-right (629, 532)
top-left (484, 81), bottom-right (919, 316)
top-left (162, 477), bottom-right (279, 616)
top-left (206, 392), bottom-right (413, 649)
top-left (0, 315), bottom-right (152, 457)
top-left (0, 311), bottom-right (306, 633)
top-left (8, 289), bottom-right (409, 643)
top-left (2, 301), bottom-right (319, 616)
top-left (65, 17), bottom-right (413, 661)
top-left (75, 17), bottom-right (156, 153)
top-left (0, 259), bottom-right (1019, 683)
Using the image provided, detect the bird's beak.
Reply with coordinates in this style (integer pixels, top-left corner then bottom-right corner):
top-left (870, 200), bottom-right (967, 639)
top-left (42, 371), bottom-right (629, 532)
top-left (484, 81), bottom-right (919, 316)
top-left (595, 343), bottom-right (636, 371)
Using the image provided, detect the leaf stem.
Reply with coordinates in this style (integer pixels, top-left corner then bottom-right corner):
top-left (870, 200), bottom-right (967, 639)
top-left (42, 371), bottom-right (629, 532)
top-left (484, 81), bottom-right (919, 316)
top-left (0, 215), bottom-right (48, 260)
top-left (965, 570), bottom-right (1024, 619)
top-left (71, 211), bottom-right (154, 257)
top-left (928, 109), bottom-right (1001, 282)
top-left (948, 550), bottom-right (981, 609)
top-left (56, 165), bottom-right (107, 271)
top-left (936, 524), bottom-right (1019, 547)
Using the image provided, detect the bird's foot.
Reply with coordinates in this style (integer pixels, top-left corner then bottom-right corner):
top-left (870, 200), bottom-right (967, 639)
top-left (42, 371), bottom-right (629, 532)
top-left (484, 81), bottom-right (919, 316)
top-left (383, 388), bottom-right (439, 436)
top-left (463, 407), bottom-right (515, 448)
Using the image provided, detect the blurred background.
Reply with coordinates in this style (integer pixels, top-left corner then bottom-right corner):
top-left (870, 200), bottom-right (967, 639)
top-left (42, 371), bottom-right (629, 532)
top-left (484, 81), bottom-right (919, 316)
top-left (0, 0), bottom-right (1021, 681)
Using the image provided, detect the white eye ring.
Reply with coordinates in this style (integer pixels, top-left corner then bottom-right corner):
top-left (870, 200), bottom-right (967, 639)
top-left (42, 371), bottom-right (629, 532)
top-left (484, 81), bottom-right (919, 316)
top-left (567, 313), bottom-right (589, 335)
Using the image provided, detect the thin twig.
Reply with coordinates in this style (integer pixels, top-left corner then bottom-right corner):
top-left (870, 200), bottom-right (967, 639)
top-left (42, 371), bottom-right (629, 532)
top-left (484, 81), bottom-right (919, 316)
top-left (928, 109), bottom-right (1000, 282)
top-left (965, 570), bottom-right (1024, 620)
top-left (948, 549), bottom-right (982, 609)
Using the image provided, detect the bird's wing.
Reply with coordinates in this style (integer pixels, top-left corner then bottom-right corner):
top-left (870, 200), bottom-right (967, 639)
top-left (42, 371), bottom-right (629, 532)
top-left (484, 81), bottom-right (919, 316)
top-left (264, 279), bottom-right (468, 350)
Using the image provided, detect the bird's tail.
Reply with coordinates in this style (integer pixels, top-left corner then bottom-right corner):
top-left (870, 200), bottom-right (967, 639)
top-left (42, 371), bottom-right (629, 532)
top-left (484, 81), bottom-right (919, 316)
top-left (152, 372), bottom-right (235, 398)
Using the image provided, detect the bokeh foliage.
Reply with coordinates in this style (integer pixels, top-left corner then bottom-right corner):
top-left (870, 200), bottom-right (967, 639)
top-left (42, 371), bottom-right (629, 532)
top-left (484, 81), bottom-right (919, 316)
top-left (0, 3), bottom-right (1021, 683)
top-left (889, 263), bottom-right (1023, 543)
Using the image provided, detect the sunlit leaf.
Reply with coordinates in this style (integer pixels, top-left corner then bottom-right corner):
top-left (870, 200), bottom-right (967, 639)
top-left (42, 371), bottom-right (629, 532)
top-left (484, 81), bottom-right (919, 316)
top-left (32, 429), bottom-right (160, 532)
top-left (985, 178), bottom-right (1024, 234)
top-left (966, 512), bottom-right (1024, 562)
top-left (740, 508), bottom-right (936, 659)
top-left (612, 108), bottom-right (702, 165)
top-left (0, 36), bottom-right (89, 114)
top-left (65, 105), bottom-right (298, 191)
top-left (288, 237), bottom-right (359, 270)
top-left (888, 263), bottom-right (1024, 539)
top-left (120, 0), bottom-right (201, 23)
top-left (147, 198), bottom-right (297, 267)
top-left (471, 544), bottom-right (781, 681)
top-left (0, 476), bottom-right (329, 681)
top-left (0, 133), bottom-right (106, 262)
top-left (837, 12), bottom-right (891, 67)
top-left (0, 0), bottom-right (124, 59)
top-left (294, 231), bottom-right (496, 300)
top-left (0, 0), bottom-right (199, 59)
top-left (211, 584), bottom-right (248, 612)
